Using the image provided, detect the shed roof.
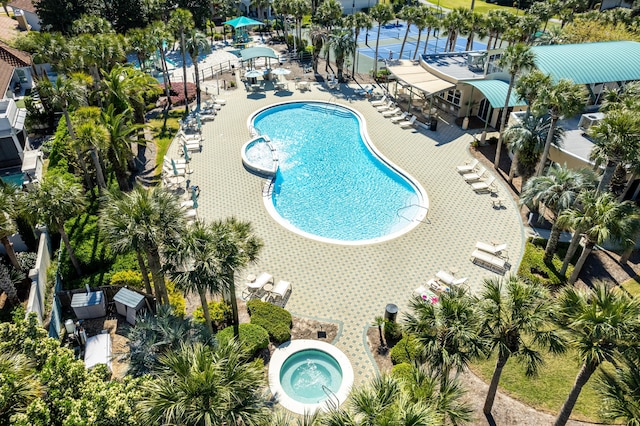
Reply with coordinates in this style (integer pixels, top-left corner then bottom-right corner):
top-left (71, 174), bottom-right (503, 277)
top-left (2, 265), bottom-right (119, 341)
top-left (8, 0), bottom-right (36, 13)
top-left (531, 41), bottom-right (640, 84)
top-left (460, 79), bottom-right (526, 108)
top-left (71, 291), bottom-right (104, 308)
top-left (113, 287), bottom-right (145, 309)
top-left (239, 47), bottom-right (278, 61)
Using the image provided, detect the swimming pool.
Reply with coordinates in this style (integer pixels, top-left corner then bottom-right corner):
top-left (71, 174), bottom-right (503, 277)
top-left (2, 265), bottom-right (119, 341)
top-left (250, 101), bottom-right (427, 244)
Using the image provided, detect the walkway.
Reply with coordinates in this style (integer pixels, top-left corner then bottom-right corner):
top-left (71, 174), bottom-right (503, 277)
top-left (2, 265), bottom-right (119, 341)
top-left (174, 82), bottom-right (526, 385)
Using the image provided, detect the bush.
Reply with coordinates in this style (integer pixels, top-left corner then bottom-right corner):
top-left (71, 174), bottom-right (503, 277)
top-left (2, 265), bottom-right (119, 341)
top-left (110, 270), bottom-right (144, 289)
top-left (16, 252), bottom-right (37, 272)
top-left (217, 323), bottom-right (269, 357)
top-left (517, 239), bottom-right (576, 287)
top-left (384, 320), bottom-right (402, 347)
top-left (158, 82), bottom-right (197, 108)
top-left (390, 335), bottom-right (421, 365)
top-left (193, 300), bottom-right (231, 331)
top-left (166, 280), bottom-right (185, 318)
top-left (246, 299), bottom-right (292, 343)
top-left (391, 362), bottom-right (413, 382)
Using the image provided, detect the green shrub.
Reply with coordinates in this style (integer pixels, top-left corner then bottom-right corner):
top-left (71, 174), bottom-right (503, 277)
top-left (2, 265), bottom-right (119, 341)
top-left (110, 270), bottom-right (143, 289)
top-left (517, 239), bottom-right (576, 287)
top-left (384, 320), bottom-right (402, 346)
top-left (166, 280), bottom-right (185, 318)
top-left (193, 300), bottom-right (232, 330)
top-left (246, 299), bottom-right (292, 343)
top-left (391, 362), bottom-right (413, 382)
top-left (217, 323), bottom-right (269, 357)
top-left (390, 335), bottom-right (421, 365)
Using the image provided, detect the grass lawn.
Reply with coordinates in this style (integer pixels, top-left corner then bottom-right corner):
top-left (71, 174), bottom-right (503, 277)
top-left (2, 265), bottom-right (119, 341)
top-left (471, 350), bottom-right (604, 422)
top-left (620, 276), bottom-right (640, 298)
top-left (435, 0), bottom-right (514, 14)
top-left (147, 108), bottom-right (183, 173)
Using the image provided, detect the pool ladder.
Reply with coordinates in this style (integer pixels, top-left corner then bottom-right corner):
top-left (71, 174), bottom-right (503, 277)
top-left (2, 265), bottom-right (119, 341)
top-left (324, 96), bottom-right (338, 115)
top-left (397, 204), bottom-right (430, 223)
top-left (322, 385), bottom-right (340, 411)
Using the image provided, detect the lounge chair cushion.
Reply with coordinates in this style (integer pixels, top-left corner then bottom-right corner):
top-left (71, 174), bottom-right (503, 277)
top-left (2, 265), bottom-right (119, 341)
top-left (270, 280), bottom-right (291, 301)
top-left (456, 159), bottom-right (479, 173)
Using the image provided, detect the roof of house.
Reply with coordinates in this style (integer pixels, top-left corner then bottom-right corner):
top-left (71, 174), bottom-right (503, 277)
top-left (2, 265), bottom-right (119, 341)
top-left (8, 0), bottom-right (36, 14)
top-left (531, 41), bottom-right (640, 85)
top-left (0, 41), bottom-right (30, 98)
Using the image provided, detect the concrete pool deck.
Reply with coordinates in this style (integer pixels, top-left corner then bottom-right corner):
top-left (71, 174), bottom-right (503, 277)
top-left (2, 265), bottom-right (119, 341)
top-left (178, 81), bottom-right (526, 386)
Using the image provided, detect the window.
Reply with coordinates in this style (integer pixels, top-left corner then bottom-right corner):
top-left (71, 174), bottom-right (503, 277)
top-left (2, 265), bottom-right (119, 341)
top-left (441, 89), bottom-right (462, 106)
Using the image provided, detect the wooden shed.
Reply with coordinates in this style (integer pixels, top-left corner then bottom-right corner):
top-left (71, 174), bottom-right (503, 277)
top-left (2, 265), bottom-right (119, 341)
top-left (113, 288), bottom-right (146, 325)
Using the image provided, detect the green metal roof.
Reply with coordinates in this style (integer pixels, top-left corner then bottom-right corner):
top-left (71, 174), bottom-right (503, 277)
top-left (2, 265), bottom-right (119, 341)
top-left (460, 79), bottom-right (526, 108)
top-left (239, 47), bottom-right (279, 61)
top-left (531, 41), bottom-right (640, 85)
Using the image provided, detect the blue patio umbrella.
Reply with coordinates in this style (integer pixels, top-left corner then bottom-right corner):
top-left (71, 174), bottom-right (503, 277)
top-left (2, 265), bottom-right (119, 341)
top-left (191, 186), bottom-right (199, 209)
top-left (182, 143), bottom-right (191, 162)
top-left (171, 159), bottom-right (179, 176)
top-left (223, 16), bottom-right (264, 28)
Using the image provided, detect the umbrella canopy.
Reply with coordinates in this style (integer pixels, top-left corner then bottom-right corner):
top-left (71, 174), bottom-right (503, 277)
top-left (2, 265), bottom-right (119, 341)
top-left (182, 143), bottom-right (191, 162)
top-left (191, 188), bottom-right (199, 209)
top-left (171, 159), bottom-right (179, 176)
top-left (223, 16), bottom-right (263, 28)
top-left (272, 68), bottom-right (291, 75)
top-left (245, 70), bottom-right (263, 78)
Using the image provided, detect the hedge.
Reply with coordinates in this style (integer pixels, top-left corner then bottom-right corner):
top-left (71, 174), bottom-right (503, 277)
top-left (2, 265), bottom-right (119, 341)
top-left (517, 238), bottom-right (576, 287)
top-left (390, 335), bottom-right (421, 365)
top-left (246, 299), bottom-right (292, 343)
top-left (217, 323), bottom-right (269, 357)
top-left (193, 300), bottom-right (231, 331)
top-left (391, 362), bottom-right (413, 382)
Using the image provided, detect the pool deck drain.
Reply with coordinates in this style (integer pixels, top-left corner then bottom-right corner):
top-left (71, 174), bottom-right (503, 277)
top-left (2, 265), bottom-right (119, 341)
top-left (186, 81), bottom-right (526, 386)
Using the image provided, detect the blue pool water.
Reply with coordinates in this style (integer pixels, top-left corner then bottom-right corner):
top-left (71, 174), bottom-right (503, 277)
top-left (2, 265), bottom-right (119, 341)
top-left (279, 350), bottom-right (342, 404)
top-left (1, 172), bottom-right (25, 187)
top-left (252, 102), bottom-right (423, 242)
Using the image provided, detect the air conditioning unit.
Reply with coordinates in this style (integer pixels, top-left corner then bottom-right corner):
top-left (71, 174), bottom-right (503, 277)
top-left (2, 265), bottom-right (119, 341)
top-left (578, 112), bottom-right (605, 131)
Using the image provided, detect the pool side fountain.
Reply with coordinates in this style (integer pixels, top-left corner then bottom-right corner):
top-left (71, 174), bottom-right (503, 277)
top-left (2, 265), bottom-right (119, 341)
top-left (241, 135), bottom-right (278, 177)
top-left (269, 340), bottom-right (354, 414)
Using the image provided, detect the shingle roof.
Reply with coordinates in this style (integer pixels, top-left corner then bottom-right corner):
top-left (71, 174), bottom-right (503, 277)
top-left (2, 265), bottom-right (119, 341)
top-left (0, 41), bottom-right (30, 97)
top-left (8, 0), bottom-right (36, 14)
top-left (531, 41), bottom-right (640, 85)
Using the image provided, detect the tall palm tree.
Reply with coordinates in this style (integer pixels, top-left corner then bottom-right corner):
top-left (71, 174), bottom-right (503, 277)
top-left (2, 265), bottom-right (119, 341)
top-left (344, 12), bottom-right (371, 77)
top-left (26, 176), bottom-right (86, 277)
top-left (479, 276), bottom-right (566, 415)
top-left (211, 218), bottom-right (263, 338)
top-left (534, 78), bottom-right (587, 176)
top-left (398, 5), bottom-right (419, 60)
top-left (403, 286), bottom-right (486, 379)
top-left (169, 9), bottom-right (195, 115)
top-left (101, 64), bottom-right (161, 125)
top-left (514, 69), bottom-right (551, 115)
top-left (126, 27), bottom-right (156, 72)
top-left (74, 120), bottom-right (109, 191)
top-left (328, 30), bottom-right (355, 82)
top-left (442, 8), bottom-right (469, 53)
top-left (370, 3), bottom-right (394, 75)
top-left (562, 190), bottom-right (640, 285)
top-left (0, 349), bottom-right (42, 423)
top-left (309, 25), bottom-right (327, 74)
top-left (0, 185), bottom-right (23, 271)
top-left (185, 29), bottom-right (211, 111)
top-left (138, 341), bottom-right (271, 425)
top-left (291, 0), bottom-right (311, 49)
top-left (147, 21), bottom-right (174, 125)
top-left (315, 0), bottom-right (343, 73)
top-left (494, 43), bottom-right (536, 168)
top-left (421, 8), bottom-right (439, 56)
top-left (589, 109), bottom-right (640, 193)
top-left (594, 347), bottom-right (640, 425)
top-left (101, 105), bottom-right (142, 192)
top-left (520, 164), bottom-right (596, 262)
top-left (553, 283), bottom-right (640, 426)
top-left (464, 12), bottom-right (487, 51)
top-left (164, 221), bottom-right (225, 335)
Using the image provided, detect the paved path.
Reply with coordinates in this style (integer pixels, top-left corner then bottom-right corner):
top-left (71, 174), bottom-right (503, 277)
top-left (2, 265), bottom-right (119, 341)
top-left (169, 82), bottom-right (526, 385)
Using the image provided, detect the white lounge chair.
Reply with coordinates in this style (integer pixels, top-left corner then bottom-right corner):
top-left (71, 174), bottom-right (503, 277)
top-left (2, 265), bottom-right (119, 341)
top-left (471, 249), bottom-right (507, 273)
top-left (382, 107), bottom-right (402, 117)
top-left (242, 272), bottom-right (274, 300)
top-left (398, 116), bottom-right (417, 129)
top-left (471, 176), bottom-right (497, 193)
top-left (376, 101), bottom-right (394, 112)
top-left (370, 95), bottom-right (388, 107)
top-left (390, 112), bottom-right (409, 123)
top-left (456, 159), bottom-right (479, 174)
top-left (435, 270), bottom-right (468, 286)
top-left (354, 85), bottom-right (373, 96)
top-left (269, 280), bottom-right (291, 305)
top-left (476, 242), bottom-right (508, 260)
top-left (463, 166), bottom-right (487, 182)
top-left (163, 164), bottom-right (186, 177)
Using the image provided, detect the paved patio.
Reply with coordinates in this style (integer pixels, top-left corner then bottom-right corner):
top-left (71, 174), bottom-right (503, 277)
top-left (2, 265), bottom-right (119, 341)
top-left (175, 81), bottom-right (526, 385)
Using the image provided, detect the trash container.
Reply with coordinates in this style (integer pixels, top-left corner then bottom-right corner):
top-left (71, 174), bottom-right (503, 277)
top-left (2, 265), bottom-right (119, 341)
top-left (385, 304), bottom-right (399, 322)
top-left (430, 118), bottom-right (438, 131)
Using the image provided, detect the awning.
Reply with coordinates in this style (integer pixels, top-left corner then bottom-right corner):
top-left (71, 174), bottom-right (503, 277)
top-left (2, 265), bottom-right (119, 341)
top-left (460, 79), bottom-right (526, 108)
top-left (223, 16), bottom-right (264, 28)
top-left (388, 63), bottom-right (455, 95)
top-left (239, 47), bottom-right (279, 62)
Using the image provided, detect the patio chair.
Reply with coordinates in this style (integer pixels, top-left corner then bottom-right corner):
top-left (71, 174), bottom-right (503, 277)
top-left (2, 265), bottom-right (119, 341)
top-left (476, 242), bottom-right (508, 260)
top-left (463, 166), bottom-right (487, 182)
top-left (435, 270), bottom-right (468, 286)
top-left (398, 116), bottom-right (417, 129)
top-left (370, 95), bottom-right (388, 107)
top-left (242, 272), bottom-right (274, 300)
top-left (471, 249), bottom-right (507, 273)
top-left (268, 280), bottom-right (291, 306)
top-left (390, 112), bottom-right (409, 123)
top-left (382, 107), bottom-right (402, 117)
top-left (456, 158), bottom-right (479, 174)
top-left (376, 101), bottom-right (394, 112)
top-left (354, 85), bottom-right (373, 97)
top-left (471, 176), bottom-right (497, 193)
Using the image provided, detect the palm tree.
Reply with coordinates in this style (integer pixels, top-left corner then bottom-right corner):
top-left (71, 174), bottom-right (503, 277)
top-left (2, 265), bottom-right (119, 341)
top-left (421, 8), bottom-right (439, 56)
top-left (315, 0), bottom-right (343, 73)
top-left (0, 349), bottom-right (42, 422)
top-left (534, 78), bottom-right (587, 176)
top-left (138, 341), bottom-right (271, 425)
top-left (594, 347), bottom-right (640, 425)
top-left (464, 12), bottom-right (487, 51)
top-left (26, 176), bottom-right (86, 277)
top-left (309, 25), bottom-right (327, 74)
top-left (398, 5), bottom-right (419, 60)
top-left (211, 218), bottom-right (263, 338)
top-left (0, 185), bottom-right (23, 271)
top-left (101, 64), bottom-right (161, 126)
top-left (185, 29), bottom-right (211, 111)
top-left (442, 8), bottom-right (468, 53)
top-left (553, 283), bottom-right (640, 426)
top-left (372, 316), bottom-right (386, 351)
top-left (514, 70), bottom-right (551, 116)
top-left (126, 27), bottom-right (155, 72)
top-left (403, 286), bottom-right (486, 379)
top-left (479, 276), bottom-right (566, 415)
top-left (147, 22), bottom-right (174, 125)
top-left (101, 105), bottom-right (141, 192)
top-left (328, 30), bottom-right (355, 82)
top-left (520, 164), bottom-right (596, 262)
top-left (562, 191), bottom-right (640, 285)
top-left (494, 43), bottom-right (536, 168)
top-left (504, 112), bottom-right (561, 185)
top-left (291, 0), bottom-right (311, 50)
top-left (370, 3), bottom-right (394, 75)
top-left (589, 109), bottom-right (640, 193)
top-left (169, 9), bottom-right (195, 115)
top-left (74, 120), bottom-right (109, 191)
top-left (485, 10), bottom-right (508, 50)
top-left (344, 12), bottom-right (371, 77)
